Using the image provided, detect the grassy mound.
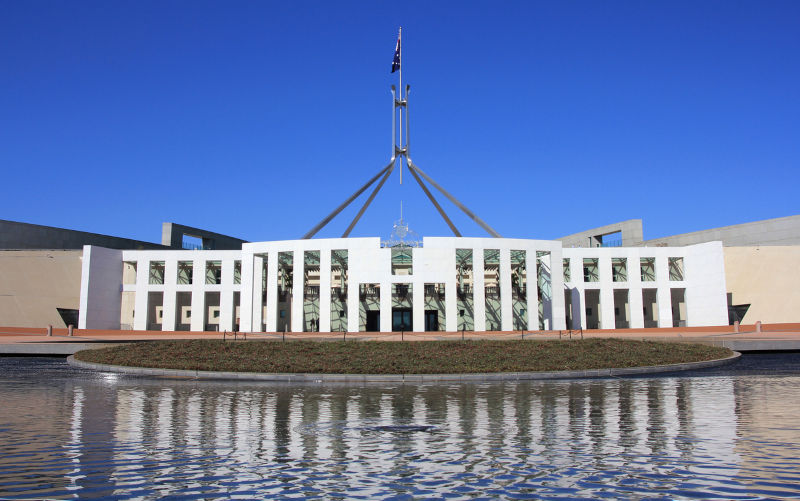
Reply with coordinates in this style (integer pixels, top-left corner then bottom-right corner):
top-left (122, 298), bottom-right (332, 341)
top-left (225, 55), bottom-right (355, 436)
top-left (73, 339), bottom-right (732, 374)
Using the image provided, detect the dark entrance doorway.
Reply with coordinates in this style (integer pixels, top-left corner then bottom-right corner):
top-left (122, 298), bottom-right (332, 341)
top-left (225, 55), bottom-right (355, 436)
top-left (392, 308), bottom-right (412, 331)
top-left (424, 310), bottom-right (439, 331)
top-left (366, 310), bottom-right (380, 332)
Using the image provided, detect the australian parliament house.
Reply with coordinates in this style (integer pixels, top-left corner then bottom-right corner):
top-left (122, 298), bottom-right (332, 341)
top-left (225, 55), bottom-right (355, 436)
top-left (79, 235), bottom-right (727, 334)
top-left (75, 58), bottom-right (731, 335)
top-left (4, 39), bottom-right (797, 334)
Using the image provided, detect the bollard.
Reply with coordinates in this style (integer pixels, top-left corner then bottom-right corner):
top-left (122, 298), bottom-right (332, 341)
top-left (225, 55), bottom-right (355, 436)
top-left (343, 330), bottom-right (346, 341)
top-left (462, 326), bottom-right (465, 341)
top-left (68, 325), bottom-right (74, 337)
top-left (283, 325), bottom-right (287, 342)
top-left (234, 331), bottom-right (237, 341)
top-left (401, 330), bottom-right (404, 342)
top-left (223, 330), bottom-right (226, 341)
top-left (756, 321), bottom-right (762, 333)
top-left (243, 331), bottom-right (246, 340)
top-left (734, 321), bottom-right (739, 333)
top-left (47, 325), bottom-right (52, 337)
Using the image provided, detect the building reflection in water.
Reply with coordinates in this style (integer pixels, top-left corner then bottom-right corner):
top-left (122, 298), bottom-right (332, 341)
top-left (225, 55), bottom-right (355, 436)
top-left (96, 378), bottom-right (747, 496)
top-left (2, 360), bottom-right (800, 499)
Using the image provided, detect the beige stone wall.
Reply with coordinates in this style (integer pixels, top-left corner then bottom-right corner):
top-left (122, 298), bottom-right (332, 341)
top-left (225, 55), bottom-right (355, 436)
top-left (724, 246), bottom-right (800, 324)
top-left (0, 250), bottom-right (83, 328)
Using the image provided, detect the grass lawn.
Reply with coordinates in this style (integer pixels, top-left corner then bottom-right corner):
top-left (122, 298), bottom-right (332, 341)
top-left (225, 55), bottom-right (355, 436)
top-left (74, 339), bottom-right (732, 374)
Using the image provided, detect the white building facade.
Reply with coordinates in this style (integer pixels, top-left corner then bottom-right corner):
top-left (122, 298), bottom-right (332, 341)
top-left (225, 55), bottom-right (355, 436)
top-left (78, 237), bottom-right (729, 332)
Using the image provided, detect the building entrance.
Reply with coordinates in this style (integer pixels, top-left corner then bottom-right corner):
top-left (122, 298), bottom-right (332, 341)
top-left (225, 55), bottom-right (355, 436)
top-left (366, 311), bottom-right (380, 332)
top-left (392, 308), bottom-right (412, 331)
top-left (424, 310), bottom-right (439, 331)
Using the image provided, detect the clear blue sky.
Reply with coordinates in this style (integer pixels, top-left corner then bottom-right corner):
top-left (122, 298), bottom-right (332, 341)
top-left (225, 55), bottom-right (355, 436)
top-left (2, 1), bottom-right (798, 244)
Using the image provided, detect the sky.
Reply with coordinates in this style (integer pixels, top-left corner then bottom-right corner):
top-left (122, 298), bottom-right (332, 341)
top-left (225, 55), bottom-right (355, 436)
top-left (2, 1), bottom-right (798, 245)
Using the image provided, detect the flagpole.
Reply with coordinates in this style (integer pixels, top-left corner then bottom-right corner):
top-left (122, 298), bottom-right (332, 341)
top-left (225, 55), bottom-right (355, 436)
top-left (398, 26), bottom-right (403, 184)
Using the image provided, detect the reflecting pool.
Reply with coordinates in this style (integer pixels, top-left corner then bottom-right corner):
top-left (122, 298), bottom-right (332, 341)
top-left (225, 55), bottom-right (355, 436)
top-left (1, 355), bottom-right (800, 499)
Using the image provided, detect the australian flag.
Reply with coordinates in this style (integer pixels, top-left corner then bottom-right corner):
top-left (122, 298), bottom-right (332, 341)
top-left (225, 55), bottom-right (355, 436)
top-left (391, 35), bottom-right (401, 73)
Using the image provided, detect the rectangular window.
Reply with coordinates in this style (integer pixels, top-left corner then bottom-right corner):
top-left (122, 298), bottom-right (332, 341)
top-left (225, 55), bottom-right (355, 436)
top-left (640, 258), bottom-right (656, 282)
top-left (205, 260), bottom-right (222, 284)
top-left (563, 258), bottom-right (570, 283)
top-left (583, 258), bottom-right (599, 282)
top-left (391, 247), bottom-right (413, 275)
top-left (612, 258), bottom-right (627, 282)
top-left (233, 260), bottom-right (241, 284)
top-left (277, 252), bottom-right (293, 333)
top-left (484, 249), bottom-right (501, 331)
top-left (456, 249), bottom-right (474, 332)
top-left (303, 251), bottom-right (321, 332)
top-left (668, 257), bottom-right (684, 281)
top-left (331, 250), bottom-right (348, 332)
top-left (149, 261), bottom-right (165, 285)
top-left (538, 251), bottom-right (552, 330)
top-left (511, 250), bottom-right (527, 331)
top-left (177, 261), bottom-right (193, 285)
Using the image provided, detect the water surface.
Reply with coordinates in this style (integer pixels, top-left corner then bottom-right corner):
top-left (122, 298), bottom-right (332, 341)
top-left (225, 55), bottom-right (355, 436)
top-left (1, 355), bottom-right (799, 499)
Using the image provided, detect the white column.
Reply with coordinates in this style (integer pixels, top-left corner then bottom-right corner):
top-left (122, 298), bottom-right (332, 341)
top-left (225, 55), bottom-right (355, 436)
top-left (499, 249), bottom-right (512, 331)
top-left (78, 245), bottom-right (124, 330)
top-left (656, 256), bottom-right (673, 327)
top-left (413, 281), bottom-right (424, 332)
top-left (445, 280), bottom-right (457, 332)
top-left (190, 259), bottom-right (204, 332)
top-left (347, 283), bottom-right (358, 332)
top-left (266, 253), bottom-right (278, 332)
top-left (629, 252), bottom-right (644, 329)
top-left (133, 260), bottom-right (149, 331)
top-left (550, 247), bottom-right (566, 330)
top-left (220, 259), bottom-right (234, 332)
top-left (570, 287), bottom-right (581, 330)
top-left (380, 280), bottom-right (392, 332)
top-left (577, 287), bottom-right (587, 329)
top-left (162, 259), bottom-right (177, 331)
top-left (598, 255), bottom-right (615, 329)
top-left (474, 248), bottom-right (486, 332)
top-left (240, 251), bottom-right (254, 332)
top-left (629, 287), bottom-right (644, 328)
top-left (657, 286), bottom-right (673, 328)
top-left (250, 255), bottom-right (264, 332)
top-left (319, 250), bottom-right (331, 332)
top-left (291, 251), bottom-right (303, 333)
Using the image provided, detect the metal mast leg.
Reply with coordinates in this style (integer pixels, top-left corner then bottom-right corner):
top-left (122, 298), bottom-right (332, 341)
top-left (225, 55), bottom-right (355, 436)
top-left (407, 161), bottom-right (502, 238)
top-left (303, 160), bottom-right (395, 239)
top-left (342, 160), bottom-right (397, 237)
top-left (406, 157), bottom-right (461, 237)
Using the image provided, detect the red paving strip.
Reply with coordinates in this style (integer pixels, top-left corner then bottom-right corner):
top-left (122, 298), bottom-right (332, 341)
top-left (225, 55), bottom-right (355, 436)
top-left (1, 324), bottom-right (799, 344)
